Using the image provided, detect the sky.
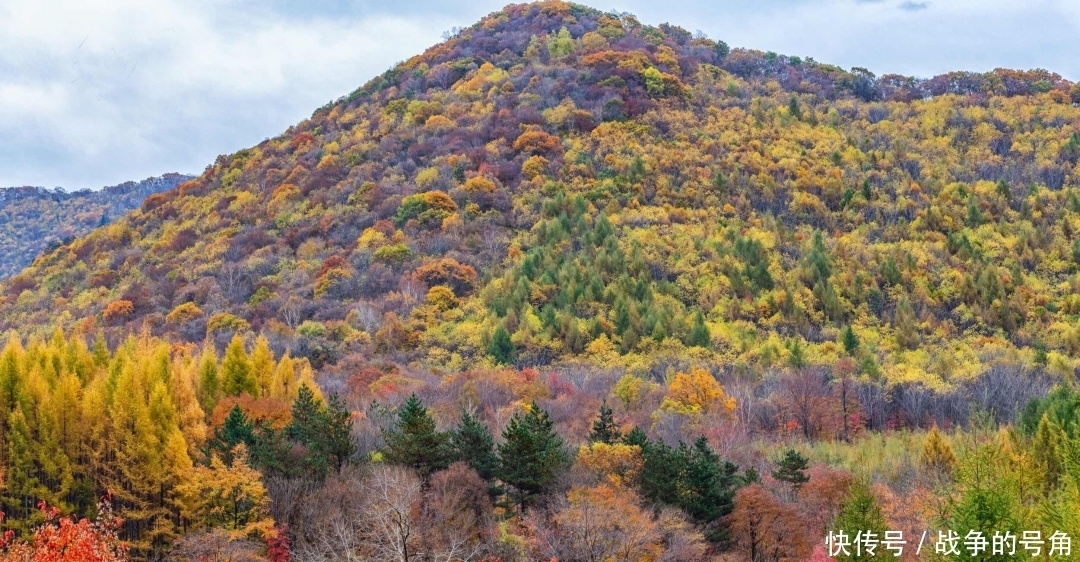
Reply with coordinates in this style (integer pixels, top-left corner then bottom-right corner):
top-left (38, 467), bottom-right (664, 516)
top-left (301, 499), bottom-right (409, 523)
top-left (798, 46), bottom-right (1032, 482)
top-left (2, 0), bottom-right (1078, 190)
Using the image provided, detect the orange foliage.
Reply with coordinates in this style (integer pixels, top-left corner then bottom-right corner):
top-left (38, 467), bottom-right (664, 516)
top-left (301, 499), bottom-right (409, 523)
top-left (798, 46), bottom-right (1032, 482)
top-left (0, 498), bottom-right (127, 562)
top-left (512, 128), bottom-right (561, 155)
top-left (102, 300), bottom-right (134, 322)
top-left (211, 394), bottom-right (292, 430)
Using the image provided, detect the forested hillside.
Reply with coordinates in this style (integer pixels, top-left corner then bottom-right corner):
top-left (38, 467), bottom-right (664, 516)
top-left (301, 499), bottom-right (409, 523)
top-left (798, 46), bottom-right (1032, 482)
top-left (5, 3), bottom-right (1080, 386)
top-left (3, 1), bottom-right (1080, 559)
top-left (0, 174), bottom-right (191, 278)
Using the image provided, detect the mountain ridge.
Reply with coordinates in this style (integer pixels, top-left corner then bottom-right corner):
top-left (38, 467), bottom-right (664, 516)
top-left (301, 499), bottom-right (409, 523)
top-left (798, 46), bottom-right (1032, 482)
top-left (0, 173), bottom-right (192, 278)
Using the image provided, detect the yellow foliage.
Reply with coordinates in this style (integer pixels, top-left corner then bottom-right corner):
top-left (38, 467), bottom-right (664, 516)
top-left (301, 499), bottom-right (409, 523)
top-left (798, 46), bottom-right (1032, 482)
top-left (659, 367), bottom-right (735, 417)
top-left (576, 443), bottom-right (643, 486)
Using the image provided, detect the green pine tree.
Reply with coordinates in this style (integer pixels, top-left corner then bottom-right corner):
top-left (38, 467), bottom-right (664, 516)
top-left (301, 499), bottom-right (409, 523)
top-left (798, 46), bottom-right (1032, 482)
top-left (681, 437), bottom-right (739, 541)
top-left (639, 438), bottom-right (685, 508)
top-left (622, 426), bottom-right (648, 448)
top-left (489, 325), bottom-right (516, 365)
top-left (833, 480), bottom-right (888, 562)
top-left (588, 400), bottom-right (622, 444)
top-left (286, 384), bottom-right (332, 478)
top-left (497, 405), bottom-right (569, 511)
top-left (212, 405), bottom-right (255, 463)
top-left (687, 311), bottom-right (711, 349)
top-left (451, 410), bottom-right (499, 481)
top-left (842, 325), bottom-right (859, 356)
top-left (323, 392), bottom-right (356, 471)
top-left (772, 448), bottom-right (810, 494)
top-left (383, 394), bottom-right (453, 479)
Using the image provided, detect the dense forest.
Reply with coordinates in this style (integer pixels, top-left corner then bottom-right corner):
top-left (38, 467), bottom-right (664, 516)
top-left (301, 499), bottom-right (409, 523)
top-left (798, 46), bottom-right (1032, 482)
top-left (2, 0), bottom-right (1080, 560)
top-left (0, 174), bottom-right (191, 279)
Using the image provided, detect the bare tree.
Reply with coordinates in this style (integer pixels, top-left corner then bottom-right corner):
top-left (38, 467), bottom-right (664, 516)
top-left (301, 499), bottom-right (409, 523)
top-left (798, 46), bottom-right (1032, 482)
top-left (169, 529), bottom-right (266, 562)
top-left (281, 295), bottom-right (304, 329)
top-left (362, 464), bottom-right (424, 562)
top-left (355, 301), bottom-right (382, 333)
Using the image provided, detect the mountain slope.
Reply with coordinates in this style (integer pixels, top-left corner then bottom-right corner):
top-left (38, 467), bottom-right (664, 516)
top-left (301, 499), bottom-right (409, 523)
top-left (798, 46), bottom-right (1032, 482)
top-left (0, 173), bottom-right (192, 278)
top-left (4, 1), bottom-right (1080, 387)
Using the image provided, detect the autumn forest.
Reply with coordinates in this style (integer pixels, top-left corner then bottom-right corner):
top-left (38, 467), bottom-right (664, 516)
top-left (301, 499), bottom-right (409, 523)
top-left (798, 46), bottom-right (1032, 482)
top-left (3, 1), bottom-right (1080, 560)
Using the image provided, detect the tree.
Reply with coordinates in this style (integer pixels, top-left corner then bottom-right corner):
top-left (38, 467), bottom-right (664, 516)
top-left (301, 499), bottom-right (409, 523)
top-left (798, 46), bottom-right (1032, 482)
top-left (177, 445), bottom-right (274, 538)
top-left (488, 325), bottom-right (515, 365)
top-left (548, 484), bottom-right (664, 562)
top-left (788, 95), bottom-right (802, 120)
top-left (772, 449), bottom-right (810, 495)
top-left (361, 464), bottom-right (423, 562)
top-left (893, 299), bottom-right (919, 350)
top-left (211, 405), bottom-right (256, 463)
top-left (638, 435), bottom-right (738, 541)
top-left (282, 385), bottom-right (353, 478)
top-left (451, 411), bottom-right (499, 481)
top-left (497, 405), bottom-right (569, 511)
top-left (660, 367), bottom-right (736, 417)
top-left (918, 426), bottom-right (956, 480)
top-left (588, 400), bottom-right (622, 444)
top-left (0, 496), bottom-right (128, 561)
top-left (383, 394), bottom-right (453, 480)
top-left (1032, 414), bottom-right (1064, 493)
top-left (222, 335), bottom-right (257, 397)
top-left (322, 392), bottom-right (355, 471)
top-left (418, 463), bottom-right (491, 562)
top-left (841, 325), bottom-right (859, 356)
top-left (682, 437), bottom-right (739, 541)
top-left (831, 480), bottom-right (887, 562)
top-left (728, 484), bottom-right (812, 562)
top-left (686, 311), bottom-right (711, 348)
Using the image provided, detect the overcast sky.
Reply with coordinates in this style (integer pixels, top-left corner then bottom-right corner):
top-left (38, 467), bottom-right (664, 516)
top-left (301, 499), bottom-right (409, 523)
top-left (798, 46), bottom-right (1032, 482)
top-left (2, 0), bottom-right (1078, 190)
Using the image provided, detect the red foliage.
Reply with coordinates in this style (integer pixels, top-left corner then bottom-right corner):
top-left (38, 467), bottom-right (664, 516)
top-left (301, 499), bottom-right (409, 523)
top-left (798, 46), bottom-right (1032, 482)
top-left (266, 526), bottom-right (291, 562)
top-left (317, 255), bottom-right (349, 279)
top-left (288, 132), bottom-right (316, 152)
top-left (0, 497), bottom-right (128, 562)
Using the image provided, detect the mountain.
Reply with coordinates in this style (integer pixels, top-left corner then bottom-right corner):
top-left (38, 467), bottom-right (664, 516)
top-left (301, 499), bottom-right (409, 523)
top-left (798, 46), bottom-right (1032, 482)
top-left (3, 1), bottom-right (1079, 389)
top-left (0, 173), bottom-right (192, 278)
top-left (4, 2), bottom-right (1080, 558)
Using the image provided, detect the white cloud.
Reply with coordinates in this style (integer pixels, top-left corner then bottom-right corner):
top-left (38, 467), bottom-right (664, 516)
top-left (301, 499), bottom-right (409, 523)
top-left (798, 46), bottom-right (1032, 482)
top-left (1, 0), bottom-right (1078, 189)
top-left (0, 0), bottom-right (457, 188)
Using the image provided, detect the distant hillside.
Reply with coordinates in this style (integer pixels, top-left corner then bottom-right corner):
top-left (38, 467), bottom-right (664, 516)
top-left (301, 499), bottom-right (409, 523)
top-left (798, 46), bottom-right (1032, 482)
top-left (0, 173), bottom-right (191, 278)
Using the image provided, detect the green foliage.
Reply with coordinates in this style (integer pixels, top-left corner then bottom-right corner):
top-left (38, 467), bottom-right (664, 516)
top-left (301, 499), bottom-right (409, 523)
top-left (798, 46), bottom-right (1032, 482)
top-left (638, 433), bottom-right (738, 542)
top-left (1021, 384), bottom-right (1080, 438)
top-left (772, 448), bottom-right (810, 493)
top-left (489, 325), bottom-right (516, 365)
top-left (832, 480), bottom-right (888, 562)
top-left (841, 325), bottom-right (859, 355)
top-left (497, 405), bottom-right (569, 511)
top-left (383, 393), bottom-right (453, 479)
top-left (548, 27), bottom-right (575, 58)
top-left (686, 311), bottom-right (711, 349)
top-left (588, 400), bottom-right (622, 444)
top-left (284, 385), bottom-right (355, 478)
top-left (452, 410), bottom-right (499, 481)
top-left (210, 405), bottom-right (262, 469)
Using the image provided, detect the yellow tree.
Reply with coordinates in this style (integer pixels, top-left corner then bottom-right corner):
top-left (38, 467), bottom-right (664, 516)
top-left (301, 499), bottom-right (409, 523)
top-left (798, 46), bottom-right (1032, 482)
top-left (658, 367), bottom-right (735, 417)
top-left (177, 445), bottom-right (274, 539)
